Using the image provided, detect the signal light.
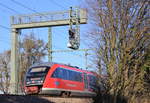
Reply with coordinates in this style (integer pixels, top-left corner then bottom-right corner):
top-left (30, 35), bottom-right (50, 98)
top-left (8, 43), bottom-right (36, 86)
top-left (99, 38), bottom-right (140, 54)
top-left (69, 29), bottom-right (75, 39)
top-left (67, 29), bottom-right (79, 50)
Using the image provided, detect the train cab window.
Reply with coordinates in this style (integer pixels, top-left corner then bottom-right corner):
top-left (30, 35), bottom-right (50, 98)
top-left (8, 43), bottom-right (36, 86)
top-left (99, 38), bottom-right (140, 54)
top-left (27, 67), bottom-right (49, 76)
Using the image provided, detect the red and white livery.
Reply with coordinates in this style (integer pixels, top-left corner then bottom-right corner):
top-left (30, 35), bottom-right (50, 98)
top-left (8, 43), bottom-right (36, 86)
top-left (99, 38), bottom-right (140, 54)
top-left (24, 62), bottom-right (98, 97)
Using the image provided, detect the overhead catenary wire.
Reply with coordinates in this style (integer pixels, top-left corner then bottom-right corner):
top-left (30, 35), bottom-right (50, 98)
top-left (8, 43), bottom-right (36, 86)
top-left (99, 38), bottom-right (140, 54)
top-left (0, 2), bottom-right (19, 32)
top-left (48, 0), bottom-right (66, 9)
top-left (0, 2), bottom-right (20, 31)
top-left (61, 0), bottom-right (71, 6)
top-left (0, 25), bottom-right (10, 30)
top-left (10, 0), bottom-right (52, 23)
top-left (11, 0), bottom-right (58, 20)
top-left (0, 2), bottom-right (20, 14)
top-left (0, 25), bottom-right (11, 45)
top-left (11, 0), bottom-right (41, 14)
top-left (0, 5), bottom-right (15, 15)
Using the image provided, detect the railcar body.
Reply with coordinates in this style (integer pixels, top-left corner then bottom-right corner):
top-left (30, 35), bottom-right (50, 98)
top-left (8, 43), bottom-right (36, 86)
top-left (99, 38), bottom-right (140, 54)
top-left (24, 62), bottom-right (98, 97)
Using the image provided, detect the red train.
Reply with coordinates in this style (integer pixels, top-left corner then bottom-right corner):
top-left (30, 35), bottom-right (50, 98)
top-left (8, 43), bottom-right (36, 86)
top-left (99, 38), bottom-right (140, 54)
top-left (24, 62), bottom-right (98, 97)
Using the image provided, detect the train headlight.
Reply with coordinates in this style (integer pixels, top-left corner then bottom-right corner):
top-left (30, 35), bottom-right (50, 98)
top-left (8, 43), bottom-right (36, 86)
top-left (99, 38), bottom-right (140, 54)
top-left (27, 82), bottom-right (30, 84)
top-left (38, 80), bottom-right (43, 83)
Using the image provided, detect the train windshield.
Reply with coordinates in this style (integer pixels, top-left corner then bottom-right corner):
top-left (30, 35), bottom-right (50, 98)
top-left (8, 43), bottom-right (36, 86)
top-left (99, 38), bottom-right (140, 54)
top-left (27, 67), bottom-right (49, 76)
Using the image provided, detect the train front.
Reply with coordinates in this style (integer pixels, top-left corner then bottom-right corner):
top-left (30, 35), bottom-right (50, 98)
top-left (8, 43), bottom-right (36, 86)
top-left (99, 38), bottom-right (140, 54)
top-left (24, 66), bottom-right (50, 94)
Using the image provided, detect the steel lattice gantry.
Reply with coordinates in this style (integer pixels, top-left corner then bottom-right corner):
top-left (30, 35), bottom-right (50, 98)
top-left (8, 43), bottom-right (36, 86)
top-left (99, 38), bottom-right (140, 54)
top-left (10, 8), bottom-right (87, 94)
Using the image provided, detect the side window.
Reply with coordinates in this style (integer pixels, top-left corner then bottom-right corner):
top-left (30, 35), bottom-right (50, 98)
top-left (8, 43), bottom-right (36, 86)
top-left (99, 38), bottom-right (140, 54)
top-left (51, 67), bottom-right (68, 80)
top-left (58, 68), bottom-right (63, 79)
top-left (68, 70), bottom-right (82, 82)
top-left (62, 69), bottom-right (68, 80)
top-left (51, 67), bottom-right (82, 82)
top-left (68, 70), bottom-right (73, 81)
top-left (88, 75), bottom-right (97, 90)
top-left (74, 72), bottom-right (82, 82)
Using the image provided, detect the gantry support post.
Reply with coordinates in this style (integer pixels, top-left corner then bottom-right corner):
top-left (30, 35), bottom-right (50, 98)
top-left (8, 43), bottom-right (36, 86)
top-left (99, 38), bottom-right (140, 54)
top-left (48, 27), bottom-right (52, 62)
top-left (85, 50), bottom-right (88, 70)
top-left (10, 28), bottom-right (19, 94)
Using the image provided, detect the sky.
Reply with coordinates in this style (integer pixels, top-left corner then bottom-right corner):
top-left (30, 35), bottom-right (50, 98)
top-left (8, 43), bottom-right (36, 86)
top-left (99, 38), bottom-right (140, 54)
top-left (0, 0), bottom-right (95, 70)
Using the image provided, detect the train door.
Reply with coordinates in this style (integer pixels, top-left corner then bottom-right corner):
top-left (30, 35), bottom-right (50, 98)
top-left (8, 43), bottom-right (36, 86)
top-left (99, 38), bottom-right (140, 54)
top-left (84, 73), bottom-right (88, 89)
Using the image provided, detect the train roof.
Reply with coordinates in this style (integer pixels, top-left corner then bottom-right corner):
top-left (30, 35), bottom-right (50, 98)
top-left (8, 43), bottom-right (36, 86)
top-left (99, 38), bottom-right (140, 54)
top-left (30, 62), bottom-right (82, 69)
top-left (30, 62), bottom-right (57, 68)
top-left (29, 62), bottom-right (96, 75)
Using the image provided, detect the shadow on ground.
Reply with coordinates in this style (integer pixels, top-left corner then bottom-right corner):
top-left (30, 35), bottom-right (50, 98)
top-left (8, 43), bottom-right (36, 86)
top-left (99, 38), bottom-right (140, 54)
top-left (93, 93), bottom-right (127, 103)
top-left (0, 95), bottom-right (54, 103)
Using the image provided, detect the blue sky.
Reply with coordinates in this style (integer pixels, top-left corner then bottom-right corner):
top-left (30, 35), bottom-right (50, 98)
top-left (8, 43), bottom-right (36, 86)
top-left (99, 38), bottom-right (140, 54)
top-left (0, 0), bottom-right (95, 70)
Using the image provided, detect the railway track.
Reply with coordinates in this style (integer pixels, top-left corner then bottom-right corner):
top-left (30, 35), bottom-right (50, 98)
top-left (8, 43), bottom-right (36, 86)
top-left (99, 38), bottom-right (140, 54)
top-left (0, 94), bottom-right (94, 103)
top-left (41, 96), bottom-right (93, 103)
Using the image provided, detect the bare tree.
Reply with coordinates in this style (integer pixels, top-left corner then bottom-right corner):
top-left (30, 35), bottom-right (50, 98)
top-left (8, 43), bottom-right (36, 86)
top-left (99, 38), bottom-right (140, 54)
top-left (19, 34), bottom-right (47, 87)
top-left (0, 51), bottom-right (11, 94)
top-left (0, 33), bottom-right (47, 94)
top-left (85, 0), bottom-right (150, 102)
